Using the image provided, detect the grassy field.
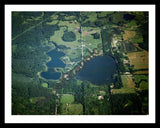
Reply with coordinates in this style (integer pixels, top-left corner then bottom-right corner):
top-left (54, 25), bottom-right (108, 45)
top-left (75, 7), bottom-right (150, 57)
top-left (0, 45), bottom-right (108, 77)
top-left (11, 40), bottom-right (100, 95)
top-left (60, 94), bottom-right (83, 115)
top-left (60, 103), bottom-right (83, 115)
top-left (81, 26), bottom-right (103, 56)
top-left (60, 94), bottom-right (74, 104)
top-left (41, 82), bottom-right (48, 88)
top-left (111, 75), bottom-right (136, 94)
top-left (50, 27), bottom-right (80, 48)
top-left (121, 75), bottom-right (135, 88)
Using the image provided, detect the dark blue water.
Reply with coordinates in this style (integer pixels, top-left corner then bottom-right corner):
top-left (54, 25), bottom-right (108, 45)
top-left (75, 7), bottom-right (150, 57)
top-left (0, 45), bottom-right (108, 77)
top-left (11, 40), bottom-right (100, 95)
top-left (41, 49), bottom-right (66, 80)
top-left (46, 49), bottom-right (66, 68)
top-left (76, 55), bottom-right (117, 85)
top-left (41, 68), bottom-right (61, 79)
top-left (123, 14), bottom-right (135, 21)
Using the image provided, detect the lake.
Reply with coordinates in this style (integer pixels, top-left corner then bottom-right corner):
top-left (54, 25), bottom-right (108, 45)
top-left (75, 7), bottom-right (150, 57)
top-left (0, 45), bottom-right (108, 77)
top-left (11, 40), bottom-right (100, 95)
top-left (41, 68), bottom-right (61, 79)
top-left (46, 49), bottom-right (66, 68)
top-left (41, 49), bottom-right (66, 80)
top-left (41, 49), bottom-right (117, 84)
top-left (76, 55), bottom-right (117, 85)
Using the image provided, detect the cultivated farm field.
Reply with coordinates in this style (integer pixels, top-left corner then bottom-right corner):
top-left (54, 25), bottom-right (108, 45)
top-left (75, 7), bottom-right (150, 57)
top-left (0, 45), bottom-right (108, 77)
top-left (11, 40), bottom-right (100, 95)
top-left (128, 51), bottom-right (148, 70)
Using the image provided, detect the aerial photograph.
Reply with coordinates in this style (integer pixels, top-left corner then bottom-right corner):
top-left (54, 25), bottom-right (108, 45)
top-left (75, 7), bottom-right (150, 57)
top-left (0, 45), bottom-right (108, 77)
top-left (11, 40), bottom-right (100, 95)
top-left (12, 11), bottom-right (148, 115)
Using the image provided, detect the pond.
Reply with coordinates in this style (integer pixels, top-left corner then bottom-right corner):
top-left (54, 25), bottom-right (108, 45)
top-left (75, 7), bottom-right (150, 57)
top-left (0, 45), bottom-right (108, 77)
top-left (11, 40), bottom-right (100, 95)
top-left (41, 68), bottom-right (61, 80)
top-left (46, 49), bottom-right (66, 68)
top-left (41, 49), bottom-right (66, 80)
top-left (123, 14), bottom-right (135, 21)
top-left (76, 55), bottom-right (117, 85)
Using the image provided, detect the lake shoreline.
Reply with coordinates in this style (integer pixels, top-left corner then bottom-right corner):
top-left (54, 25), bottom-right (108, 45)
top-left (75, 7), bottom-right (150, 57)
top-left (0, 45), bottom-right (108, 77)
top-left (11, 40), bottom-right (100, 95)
top-left (40, 47), bottom-right (66, 80)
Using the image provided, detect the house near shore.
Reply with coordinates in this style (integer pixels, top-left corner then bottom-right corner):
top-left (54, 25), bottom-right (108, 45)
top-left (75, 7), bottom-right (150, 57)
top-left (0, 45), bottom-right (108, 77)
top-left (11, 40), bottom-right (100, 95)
top-left (123, 59), bottom-right (129, 64)
top-left (98, 96), bottom-right (104, 100)
top-left (110, 84), bottom-right (114, 89)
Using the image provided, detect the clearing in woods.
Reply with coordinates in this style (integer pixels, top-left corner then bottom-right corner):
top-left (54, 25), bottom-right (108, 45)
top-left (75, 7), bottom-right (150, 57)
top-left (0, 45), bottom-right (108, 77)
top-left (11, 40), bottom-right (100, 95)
top-left (60, 94), bottom-right (83, 115)
top-left (111, 75), bottom-right (136, 94)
